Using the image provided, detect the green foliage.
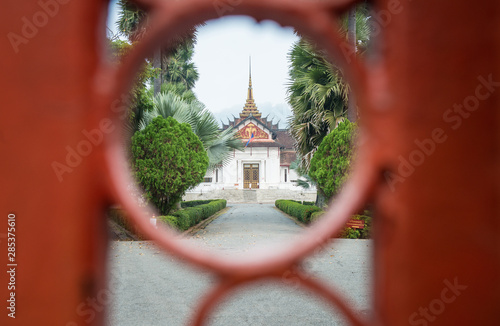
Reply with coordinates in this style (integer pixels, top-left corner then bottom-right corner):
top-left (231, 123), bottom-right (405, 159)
top-left (158, 215), bottom-right (178, 229)
top-left (116, 0), bottom-right (201, 107)
top-left (286, 5), bottom-right (370, 171)
top-left (290, 159), bottom-right (316, 190)
top-left (287, 38), bottom-right (348, 170)
top-left (275, 200), bottom-right (322, 224)
top-left (109, 39), bottom-right (132, 57)
top-left (340, 227), bottom-right (361, 239)
top-left (181, 200), bottom-right (214, 208)
top-left (108, 39), bottom-right (154, 134)
top-left (163, 42), bottom-right (199, 90)
top-left (116, 0), bottom-right (148, 41)
top-left (338, 4), bottom-right (372, 55)
top-left (353, 213), bottom-right (372, 239)
top-left (161, 199), bottom-right (227, 231)
top-left (108, 207), bottom-right (146, 239)
top-left (116, 0), bottom-right (199, 47)
top-left (140, 91), bottom-right (243, 168)
top-left (338, 214), bottom-right (372, 239)
top-left (309, 210), bottom-right (372, 239)
top-left (310, 211), bottom-right (324, 223)
top-left (309, 120), bottom-right (357, 200)
top-left (150, 82), bottom-right (198, 104)
top-left (131, 117), bottom-right (209, 215)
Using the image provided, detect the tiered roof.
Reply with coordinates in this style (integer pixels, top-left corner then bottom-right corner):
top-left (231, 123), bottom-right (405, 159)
top-left (221, 59), bottom-right (295, 152)
top-left (240, 60), bottom-right (261, 119)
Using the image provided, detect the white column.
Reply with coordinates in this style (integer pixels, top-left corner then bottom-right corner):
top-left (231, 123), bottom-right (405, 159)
top-left (260, 159), bottom-right (264, 188)
top-left (263, 160), bottom-right (266, 182)
top-left (236, 160), bottom-right (239, 184)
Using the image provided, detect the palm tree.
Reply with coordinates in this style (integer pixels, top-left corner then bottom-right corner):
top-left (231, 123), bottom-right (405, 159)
top-left (140, 92), bottom-right (243, 169)
top-left (148, 82), bottom-right (198, 104)
top-left (287, 39), bottom-right (349, 171)
top-left (347, 7), bottom-right (357, 123)
top-left (163, 42), bottom-right (199, 90)
top-left (287, 5), bottom-right (371, 171)
top-left (290, 159), bottom-right (316, 189)
top-left (116, 0), bottom-right (148, 42)
top-left (116, 0), bottom-right (200, 95)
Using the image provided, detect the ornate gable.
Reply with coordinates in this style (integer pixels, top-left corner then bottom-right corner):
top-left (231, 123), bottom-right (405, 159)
top-left (239, 122), bottom-right (269, 140)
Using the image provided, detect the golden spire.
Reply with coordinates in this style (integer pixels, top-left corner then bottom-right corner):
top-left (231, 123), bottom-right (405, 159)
top-left (240, 56), bottom-right (261, 119)
top-left (248, 57), bottom-right (253, 100)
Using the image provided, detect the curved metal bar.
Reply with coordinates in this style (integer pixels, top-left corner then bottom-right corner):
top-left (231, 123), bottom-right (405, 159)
top-left (295, 269), bottom-right (370, 326)
top-left (189, 267), bottom-right (369, 326)
top-left (189, 277), bottom-right (242, 326)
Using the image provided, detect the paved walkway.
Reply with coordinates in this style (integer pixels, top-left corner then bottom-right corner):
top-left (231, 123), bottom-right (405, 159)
top-left (191, 203), bottom-right (302, 254)
top-left (108, 204), bottom-right (372, 325)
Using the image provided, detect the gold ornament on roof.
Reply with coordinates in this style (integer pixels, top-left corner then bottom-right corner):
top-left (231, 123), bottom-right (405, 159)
top-left (240, 57), bottom-right (262, 119)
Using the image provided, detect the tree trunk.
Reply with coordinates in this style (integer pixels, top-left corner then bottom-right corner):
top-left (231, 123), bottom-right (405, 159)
top-left (315, 188), bottom-right (328, 209)
top-left (347, 7), bottom-right (357, 122)
top-left (153, 48), bottom-right (161, 96)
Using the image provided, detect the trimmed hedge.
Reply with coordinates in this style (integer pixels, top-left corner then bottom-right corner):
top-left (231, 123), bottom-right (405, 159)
top-left (310, 211), bottom-right (324, 223)
top-left (160, 199), bottom-right (227, 231)
top-left (108, 207), bottom-right (148, 240)
top-left (275, 200), bottom-right (322, 224)
top-left (181, 200), bottom-right (214, 208)
top-left (276, 202), bottom-right (373, 239)
top-left (158, 215), bottom-right (178, 229)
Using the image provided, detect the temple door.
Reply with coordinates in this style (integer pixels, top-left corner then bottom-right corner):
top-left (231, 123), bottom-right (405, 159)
top-left (243, 164), bottom-right (259, 189)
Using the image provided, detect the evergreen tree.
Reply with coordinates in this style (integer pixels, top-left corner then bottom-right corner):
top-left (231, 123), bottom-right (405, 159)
top-left (309, 120), bottom-right (357, 204)
top-left (131, 117), bottom-right (209, 215)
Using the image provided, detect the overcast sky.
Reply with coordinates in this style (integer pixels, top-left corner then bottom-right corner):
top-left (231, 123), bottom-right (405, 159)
top-left (107, 1), bottom-right (298, 128)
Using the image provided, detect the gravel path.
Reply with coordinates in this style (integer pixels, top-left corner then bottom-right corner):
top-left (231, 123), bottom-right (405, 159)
top-left (108, 204), bottom-right (373, 325)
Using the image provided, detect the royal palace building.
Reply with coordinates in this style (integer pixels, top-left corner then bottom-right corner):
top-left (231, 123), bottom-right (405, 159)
top-left (185, 64), bottom-right (316, 202)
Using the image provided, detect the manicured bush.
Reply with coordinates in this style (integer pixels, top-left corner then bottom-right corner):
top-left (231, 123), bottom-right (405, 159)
top-left (158, 215), bottom-right (178, 229)
top-left (302, 201), bottom-right (315, 206)
top-left (275, 200), bottom-right (322, 224)
top-left (284, 206), bottom-right (372, 239)
top-left (107, 207), bottom-right (148, 240)
top-left (310, 211), bottom-right (324, 223)
top-left (131, 116), bottom-right (209, 215)
top-left (160, 199), bottom-right (227, 231)
top-left (181, 200), bottom-right (214, 208)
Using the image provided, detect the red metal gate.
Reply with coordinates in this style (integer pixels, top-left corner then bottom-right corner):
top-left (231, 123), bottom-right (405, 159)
top-left (1, 0), bottom-right (499, 325)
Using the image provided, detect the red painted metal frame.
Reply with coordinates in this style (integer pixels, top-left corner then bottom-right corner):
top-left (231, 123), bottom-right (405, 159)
top-left (1, 0), bottom-right (499, 325)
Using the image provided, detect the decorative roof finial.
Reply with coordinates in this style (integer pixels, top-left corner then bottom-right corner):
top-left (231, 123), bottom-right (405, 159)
top-left (240, 56), bottom-right (261, 119)
top-left (248, 56), bottom-right (253, 100)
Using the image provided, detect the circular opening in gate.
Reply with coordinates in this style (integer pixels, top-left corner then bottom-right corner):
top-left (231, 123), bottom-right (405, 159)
top-left (112, 15), bottom-right (366, 243)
